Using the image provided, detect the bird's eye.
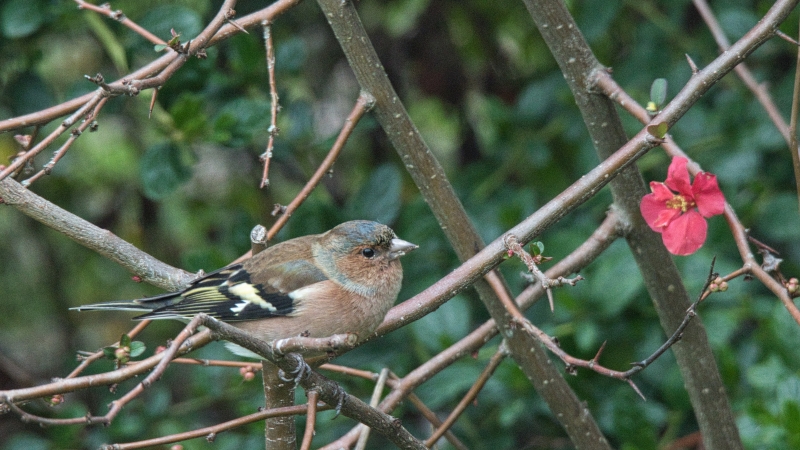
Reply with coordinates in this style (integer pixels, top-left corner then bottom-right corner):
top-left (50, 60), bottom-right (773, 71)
top-left (361, 248), bottom-right (375, 258)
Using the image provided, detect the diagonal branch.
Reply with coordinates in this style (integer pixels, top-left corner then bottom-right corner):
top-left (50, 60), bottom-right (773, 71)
top-left (0, 177), bottom-right (194, 291)
top-left (520, 0), bottom-right (800, 448)
top-left (0, 0), bottom-right (302, 134)
top-left (314, 0), bottom-right (611, 447)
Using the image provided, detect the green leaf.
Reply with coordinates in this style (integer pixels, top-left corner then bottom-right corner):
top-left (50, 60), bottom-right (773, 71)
top-left (154, 44), bottom-right (168, 52)
top-left (4, 433), bottom-right (50, 450)
top-left (139, 5), bottom-right (202, 44)
top-left (587, 240), bottom-right (644, 317)
top-left (103, 347), bottom-right (117, 359)
top-left (129, 341), bottom-right (146, 358)
top-left (1, 0), bottom-right (44, 38)
top-left (646, 122), bottom-right (668, 139)
top-left (346, 164), bottom-right (403, 224)
top-left (139, 143), bottom-right (193, 200)
top-left (384, 0), bottom-right (431, 37)
top-left (120, 333), bottom-right (131, 347)
top-left (756, 193), bottom-right (800, 242)
top-left (529, 241), bottom-right (545, 256)
top-left (212, 98), bottom-right (271, 147)
top-left (170, 93), bottom-right (208, 140)
top-left (649, 78), bottom-right (668, 107)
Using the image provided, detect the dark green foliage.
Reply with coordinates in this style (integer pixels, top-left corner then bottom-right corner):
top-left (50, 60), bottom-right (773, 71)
top-left (1, 0), bottom-right (799, 449)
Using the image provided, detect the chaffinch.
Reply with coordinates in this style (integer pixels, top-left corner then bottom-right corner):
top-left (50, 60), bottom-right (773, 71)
top-left (73, 220), bottom-right (417, 358)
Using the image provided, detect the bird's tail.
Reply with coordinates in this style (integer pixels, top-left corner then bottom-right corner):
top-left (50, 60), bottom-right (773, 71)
top-left (70, 292), bottom-right (183, 314)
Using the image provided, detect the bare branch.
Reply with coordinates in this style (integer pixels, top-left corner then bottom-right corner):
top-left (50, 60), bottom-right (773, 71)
top-left (260, 21), bottom-right (280, 188)
top-left (113, 403), bottom-right (326, 450)
top-left (424, 350), bottom-right (505, 447)
top-left (75, 0), bottom-right (167, 46)
top-left (0, 177), bottom-right (194, 291)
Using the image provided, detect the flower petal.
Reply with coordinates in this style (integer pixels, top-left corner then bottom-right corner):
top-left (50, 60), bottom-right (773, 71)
top-left (664, 156), bottom-right (693, 197)
top-left (649, 181), bottom-right (674, 201)
top-left (653, 208), bottom-right (681, 229)
top-left (641, 193), bottom-right (669, 231)
top-left (692, 172), bottom-right (725, 217)
top-left (662, 210), bottom-right (708, 256)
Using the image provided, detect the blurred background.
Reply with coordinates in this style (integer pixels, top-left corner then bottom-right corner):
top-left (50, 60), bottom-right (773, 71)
top-left (1, 0), bottom-right (800, 448)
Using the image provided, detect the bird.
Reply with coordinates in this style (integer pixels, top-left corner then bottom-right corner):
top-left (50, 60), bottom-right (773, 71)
top-left (72, 220), bottom-right (418, 359)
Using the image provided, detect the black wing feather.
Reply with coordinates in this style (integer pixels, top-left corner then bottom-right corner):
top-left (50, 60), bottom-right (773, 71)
top-left (134, 264), bottom-right (296, 322)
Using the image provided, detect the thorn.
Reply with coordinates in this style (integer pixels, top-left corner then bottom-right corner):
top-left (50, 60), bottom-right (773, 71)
top-left (627, 379), bottom-right (646, 400)
top-left (149, 88), bottom-right (158, 119)
top-left (776, 30), bottom-right (800, 46)
top-left (592, 341), bottom-right (608, 364)
top-left (227, 18), bottom-right (248, 34)
top-left (685, 54), bottom-right (699, 75)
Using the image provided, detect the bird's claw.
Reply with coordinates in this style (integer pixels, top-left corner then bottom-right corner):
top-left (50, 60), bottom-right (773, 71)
top-left (278, 355), bottom-right (311, 386)
top-left (331, 384), bottom-right (347, 419)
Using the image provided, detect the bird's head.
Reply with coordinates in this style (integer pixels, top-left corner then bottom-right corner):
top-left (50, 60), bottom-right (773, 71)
top-left (315, 220), bottom-right (418, 296)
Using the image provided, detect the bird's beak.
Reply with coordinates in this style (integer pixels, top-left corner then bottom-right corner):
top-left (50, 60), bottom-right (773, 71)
top-left (389, 238), bottom-right (418, 260)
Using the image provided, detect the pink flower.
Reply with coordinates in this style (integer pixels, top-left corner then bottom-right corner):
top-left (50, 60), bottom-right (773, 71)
top-left (640, 156), bottom-right (725, 256)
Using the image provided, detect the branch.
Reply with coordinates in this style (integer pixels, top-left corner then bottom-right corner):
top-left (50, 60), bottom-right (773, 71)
top-left (315, 0), bottom-right (611, 446)
top-left (267, 92), bottom-right (375, 240)
top-left (322, 213), bottom-right (621, 449)
top-left (594, 71), bottom-right (800, 326)
top-left (199, 316), bottom-right (428, 450)
top-left (0, 177), bottom-right (194, 291)
top-left (75, 0), bottom-right (167, 46)
top-left (111, 403), bottom-right (327, 450)
top-left (521, 0), bottom-right (798, 448)
top-left (0, 0), bottom-right (302, 134)
top-left (692, 0), bottom-right (800, 212)
top-left (0, 329), bottom-right (214, 404)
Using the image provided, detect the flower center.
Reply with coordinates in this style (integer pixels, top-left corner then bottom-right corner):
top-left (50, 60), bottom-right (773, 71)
top-left (665, 194), bottom-right (695, 212)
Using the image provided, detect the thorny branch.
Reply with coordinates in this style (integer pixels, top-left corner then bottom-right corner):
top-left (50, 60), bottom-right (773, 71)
top-left (0, 0), bottom-right (240, 185)
top-left (503, 234), bottom-right (583, 311)
top-left (504, 242), bottom-right (721, 399)
top-left (2, 0), bottom-right (800, 448)
top-left (75, 0), bottom-right (167, 46)
top-left (595, 71), bottom-right (800, 326)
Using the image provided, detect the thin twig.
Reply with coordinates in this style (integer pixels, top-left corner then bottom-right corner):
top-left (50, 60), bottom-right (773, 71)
top-left (503, 234), bottom-right (583, 311)
top-left (692, 0), bottom-right (792, 146)
top-left (508, 260), bottom-right (719, 399)
top-left (266, 92), bottom-right (375, 240)
top-left (75, 0), bottom-right (167, 46)
top-left (1, 330), bottom-right (214, 418)
top-left (425, 350), bottom-right (506, 447)
top-left (692, 0), bottom-right (800, 207)
top-left (114, 403), bottom-right (329, 450)
top-left (67, 319), bottom-right (152, 379)
top-left (594, 71), bottom-right (800, 326)
top-left (22, 97), bottom-right (109, 186)
top-left (355, 368), bottom-right (390, 450)
top-left (260, 21), bottom-right (280, 188)
top-left (789, 12), bottom-right (800, 211)
top-left (0, 92), bottom-right (105, 181)
top-left (300, 391), bottom-right (319, 450)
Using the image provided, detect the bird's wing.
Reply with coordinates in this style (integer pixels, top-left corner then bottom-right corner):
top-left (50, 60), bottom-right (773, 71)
top-left (136, 259), bottom-right (329, 322)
